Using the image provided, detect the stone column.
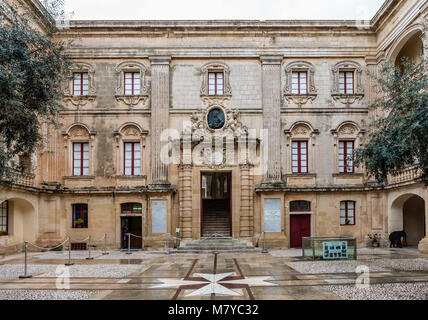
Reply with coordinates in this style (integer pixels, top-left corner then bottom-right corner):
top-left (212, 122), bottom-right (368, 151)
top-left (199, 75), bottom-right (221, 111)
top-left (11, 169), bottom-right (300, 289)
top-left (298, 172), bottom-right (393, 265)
top-left (179, 164), bottom-right (193, 239)
top-left (149, 56), bottom-right (171, 186)
top-left (240, 164), bottom-right (254, 237)
top-left (260, 56), bottom-right (284, 185)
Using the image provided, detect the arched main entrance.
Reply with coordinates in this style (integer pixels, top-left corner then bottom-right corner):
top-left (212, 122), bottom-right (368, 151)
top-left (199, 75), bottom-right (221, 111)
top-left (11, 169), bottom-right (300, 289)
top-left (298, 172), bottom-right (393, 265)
top-left (390, 194), bottom-right (426, 246)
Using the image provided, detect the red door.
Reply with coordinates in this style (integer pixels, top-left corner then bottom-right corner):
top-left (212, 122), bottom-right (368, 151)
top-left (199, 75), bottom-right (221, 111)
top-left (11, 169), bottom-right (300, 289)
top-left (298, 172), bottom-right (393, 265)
top-left (290, 214), bottom-right (311, 248)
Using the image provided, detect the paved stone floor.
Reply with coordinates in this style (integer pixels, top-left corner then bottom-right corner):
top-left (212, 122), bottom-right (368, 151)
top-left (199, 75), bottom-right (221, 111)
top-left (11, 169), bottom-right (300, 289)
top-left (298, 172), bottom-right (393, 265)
top-left (0, 247), bottom-right (427, 300)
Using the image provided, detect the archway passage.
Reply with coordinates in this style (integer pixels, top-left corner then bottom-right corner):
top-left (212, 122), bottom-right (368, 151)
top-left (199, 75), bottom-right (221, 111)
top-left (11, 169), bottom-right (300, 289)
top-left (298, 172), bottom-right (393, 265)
top-left (390, 194), bottom-right (426, 247)
top-left (0, 198), bottom-right (36, 243)
top-left (201, 172), bottom-right (232, 237)
top-left (403, 195), bottom-right (426, 246)
top-left (394, 30), bottom-right (423, 70)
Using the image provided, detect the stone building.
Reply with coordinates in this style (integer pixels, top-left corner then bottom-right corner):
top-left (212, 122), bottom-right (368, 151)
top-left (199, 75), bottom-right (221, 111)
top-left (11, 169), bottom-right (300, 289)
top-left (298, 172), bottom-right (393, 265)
top-left (1, 0), bottom-right (427, 252)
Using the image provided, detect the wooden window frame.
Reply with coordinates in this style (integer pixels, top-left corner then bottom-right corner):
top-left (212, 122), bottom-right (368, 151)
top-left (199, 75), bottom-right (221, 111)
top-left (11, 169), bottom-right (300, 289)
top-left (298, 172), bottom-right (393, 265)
top-left (208, 71), bottom-right (224, 96)
top-left (124, 72), bottom-right (140, 96)
top-left (292, 141), bottom-right (308, 174)
top-left (339, 71), bottom-right (354, 95)
top-left (72, 204), bottom-right (88, 229)
top-left (72, 72), bottom-right (89, 96)
top-left (0, 200), bottom-right (8, 236)
top-left (72, 142), bottom-right (89, 176)
top-left (340, 201), bottom-right (355, 226)
top-left (338, 140), bottom-right (355, 174)
top-left (292, 71), bottom-right (308, 95)
top-left (123, 142), bottom-right (141, 176)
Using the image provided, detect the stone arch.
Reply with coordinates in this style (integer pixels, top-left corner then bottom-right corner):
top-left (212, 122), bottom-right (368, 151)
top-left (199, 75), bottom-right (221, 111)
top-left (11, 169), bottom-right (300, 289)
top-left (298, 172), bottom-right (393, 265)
top-left (288, 121), bottom-right (318, 137)
top-left (386, 24), bottom-right (424, 64)
top-left (0, 198), bottom-right (36, 243)
top-left (117, 122), bottom-right (148, 136)
top-left (390, 193), bottom-right (426, 246)
top-left (64, 123), bottom-right (93, 137)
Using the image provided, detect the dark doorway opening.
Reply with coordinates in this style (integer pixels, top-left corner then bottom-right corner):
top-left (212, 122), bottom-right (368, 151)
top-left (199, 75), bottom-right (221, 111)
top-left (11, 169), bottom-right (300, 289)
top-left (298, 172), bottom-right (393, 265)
top-left (290, 214), bottom-right (311, 248)
top-left (201, 172), bottom-right (232, 237)
top-left (121, 216), bottom-right (142, 249)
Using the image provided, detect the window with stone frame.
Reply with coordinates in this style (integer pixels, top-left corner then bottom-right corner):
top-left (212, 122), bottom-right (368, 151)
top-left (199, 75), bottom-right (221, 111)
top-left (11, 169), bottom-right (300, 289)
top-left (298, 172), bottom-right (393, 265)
top-left (124, 142), bottom-right (141, 176)
top-left (114, 61), bottom-right (149, 107)
top-left (72, 204), bottom-right (88, 228)
top-left (339, 71), bottom-right (354, 94)
top-left (73, 142), bottom-right (89, 176)
top-left (338, 140), bottom-right (354, 174)
top-left (291, 71), bottom-right (308, 95)
top-left (340, 201), bottom-right (355, 225)
top-left (0, 201), bottom-right (8, 235)
top-left (200, 62), bottom-right (232, 99)
top-left (331, 61), bottom-right (364, 104)
top-left (73, 72), bottom-right (89, 96)
top-left (291, 141), bottom-right (308, 174)
top-left (283, 61), bottom-right (317, 105)
top-left (64, 63), bottom-right (96, 106)
top-left (124, 72), bottom-right (141, 95)
top-left (208, 71), bottom-right (224, 96)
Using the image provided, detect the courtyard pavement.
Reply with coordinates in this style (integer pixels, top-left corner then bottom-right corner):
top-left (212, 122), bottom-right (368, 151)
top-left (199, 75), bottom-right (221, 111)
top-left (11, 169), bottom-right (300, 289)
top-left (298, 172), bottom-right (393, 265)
top-left (0, 247), bottom-right (427, 300)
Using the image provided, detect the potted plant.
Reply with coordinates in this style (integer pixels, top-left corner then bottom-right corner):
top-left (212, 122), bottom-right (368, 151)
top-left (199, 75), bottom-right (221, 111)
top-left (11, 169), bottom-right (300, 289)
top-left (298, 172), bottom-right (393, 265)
top-left (75, 219), bottom-right (84, 228)
top-left (368, 233), bottom-right (380, 247)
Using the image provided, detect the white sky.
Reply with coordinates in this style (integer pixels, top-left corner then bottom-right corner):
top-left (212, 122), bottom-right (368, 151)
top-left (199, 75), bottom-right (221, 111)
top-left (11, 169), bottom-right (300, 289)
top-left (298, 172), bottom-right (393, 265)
top-left (64, 0), bottom-right (386, 20)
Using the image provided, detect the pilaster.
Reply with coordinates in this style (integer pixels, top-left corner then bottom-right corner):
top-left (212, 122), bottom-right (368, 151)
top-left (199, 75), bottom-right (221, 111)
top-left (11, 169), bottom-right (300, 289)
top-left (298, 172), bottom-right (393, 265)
top-left (149, 56), bottom-right (171, 188)
top-left (260, 55), bottom-right (285, 186)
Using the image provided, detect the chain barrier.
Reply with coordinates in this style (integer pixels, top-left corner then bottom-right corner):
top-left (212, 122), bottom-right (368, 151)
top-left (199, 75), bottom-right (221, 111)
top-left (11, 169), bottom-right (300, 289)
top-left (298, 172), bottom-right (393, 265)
top-left (201, 233), bottom-right (231, 254)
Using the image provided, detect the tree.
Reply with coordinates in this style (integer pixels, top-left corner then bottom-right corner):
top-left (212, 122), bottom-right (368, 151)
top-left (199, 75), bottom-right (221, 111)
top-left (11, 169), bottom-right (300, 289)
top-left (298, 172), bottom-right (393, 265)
top-left (355, 57), bottom-right (428, 186)
top-left (0, 1), bottom-right (71, 178)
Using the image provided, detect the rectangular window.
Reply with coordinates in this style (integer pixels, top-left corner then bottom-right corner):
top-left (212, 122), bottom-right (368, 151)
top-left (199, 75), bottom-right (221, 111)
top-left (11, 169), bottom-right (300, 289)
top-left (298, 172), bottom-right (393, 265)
top-left (72, 204), bottom-right (88, 228)
top-left (290, 200), bottom-right (311, 212)
top-left (340, 201), bottom-right (355, 225)
top-left (208, 72), bottom-right (224, 96)
top-left (124, 72), bottom-right (141, 95)
top-left (121, 203), bottom-right (143, 214)
top-left (0, 201), bottom-right (8, 235)
top-left (73, 72), bottom-right (89, 96)
top-left (124, 142), bottom-right (141, 176)
top-left (339, 71), bottom-right (354, 94)
top-left (338, 141), bottom-right (354, 173)
top-left (291, 71), bottom-right (307, 94)
top-left (73, 142), bottom-right (89, 176)
top-left (292, 141), bottom-right (308, 174)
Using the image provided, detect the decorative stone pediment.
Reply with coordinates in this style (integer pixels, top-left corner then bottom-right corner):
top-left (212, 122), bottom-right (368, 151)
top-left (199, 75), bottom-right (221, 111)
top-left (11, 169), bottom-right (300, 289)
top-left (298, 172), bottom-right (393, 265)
top-left (63, 63), bottom-right (97, 107)
top-left (190, 102), bottom-right (248, 139)
top-left (331, 121), bottom-right (365, 140)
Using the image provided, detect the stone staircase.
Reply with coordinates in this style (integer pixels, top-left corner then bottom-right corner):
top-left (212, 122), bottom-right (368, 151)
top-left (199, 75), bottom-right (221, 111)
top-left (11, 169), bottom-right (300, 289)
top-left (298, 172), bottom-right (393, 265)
top-left (202, 210), bottom-right (231, 237)
top-left (177, 237), bottom-right (258, 253)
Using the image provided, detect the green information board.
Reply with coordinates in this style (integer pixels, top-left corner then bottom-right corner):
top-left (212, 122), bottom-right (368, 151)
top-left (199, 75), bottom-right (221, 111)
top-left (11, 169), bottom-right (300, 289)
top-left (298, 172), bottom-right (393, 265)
top-left (322, 241), bottom-right (348, 259)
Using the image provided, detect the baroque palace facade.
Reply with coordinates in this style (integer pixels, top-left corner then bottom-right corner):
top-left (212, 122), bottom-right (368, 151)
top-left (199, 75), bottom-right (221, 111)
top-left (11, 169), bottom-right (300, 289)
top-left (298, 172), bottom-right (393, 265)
top-left (1, 0), bottom-right (428, 252)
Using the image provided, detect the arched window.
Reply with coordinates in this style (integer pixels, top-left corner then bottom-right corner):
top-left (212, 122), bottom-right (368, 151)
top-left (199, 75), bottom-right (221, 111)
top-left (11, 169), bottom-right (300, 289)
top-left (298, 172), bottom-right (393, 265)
top-left (290, 200), bottom-right (311, 212)
top-left (121, 203), bottom-right (143, 214)
top-left (62, 124), bottom-right (97, 177)
top-left (340, 201), bottom-right (355, 225)
top-left (283, 61), bottom-right (317, 106)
